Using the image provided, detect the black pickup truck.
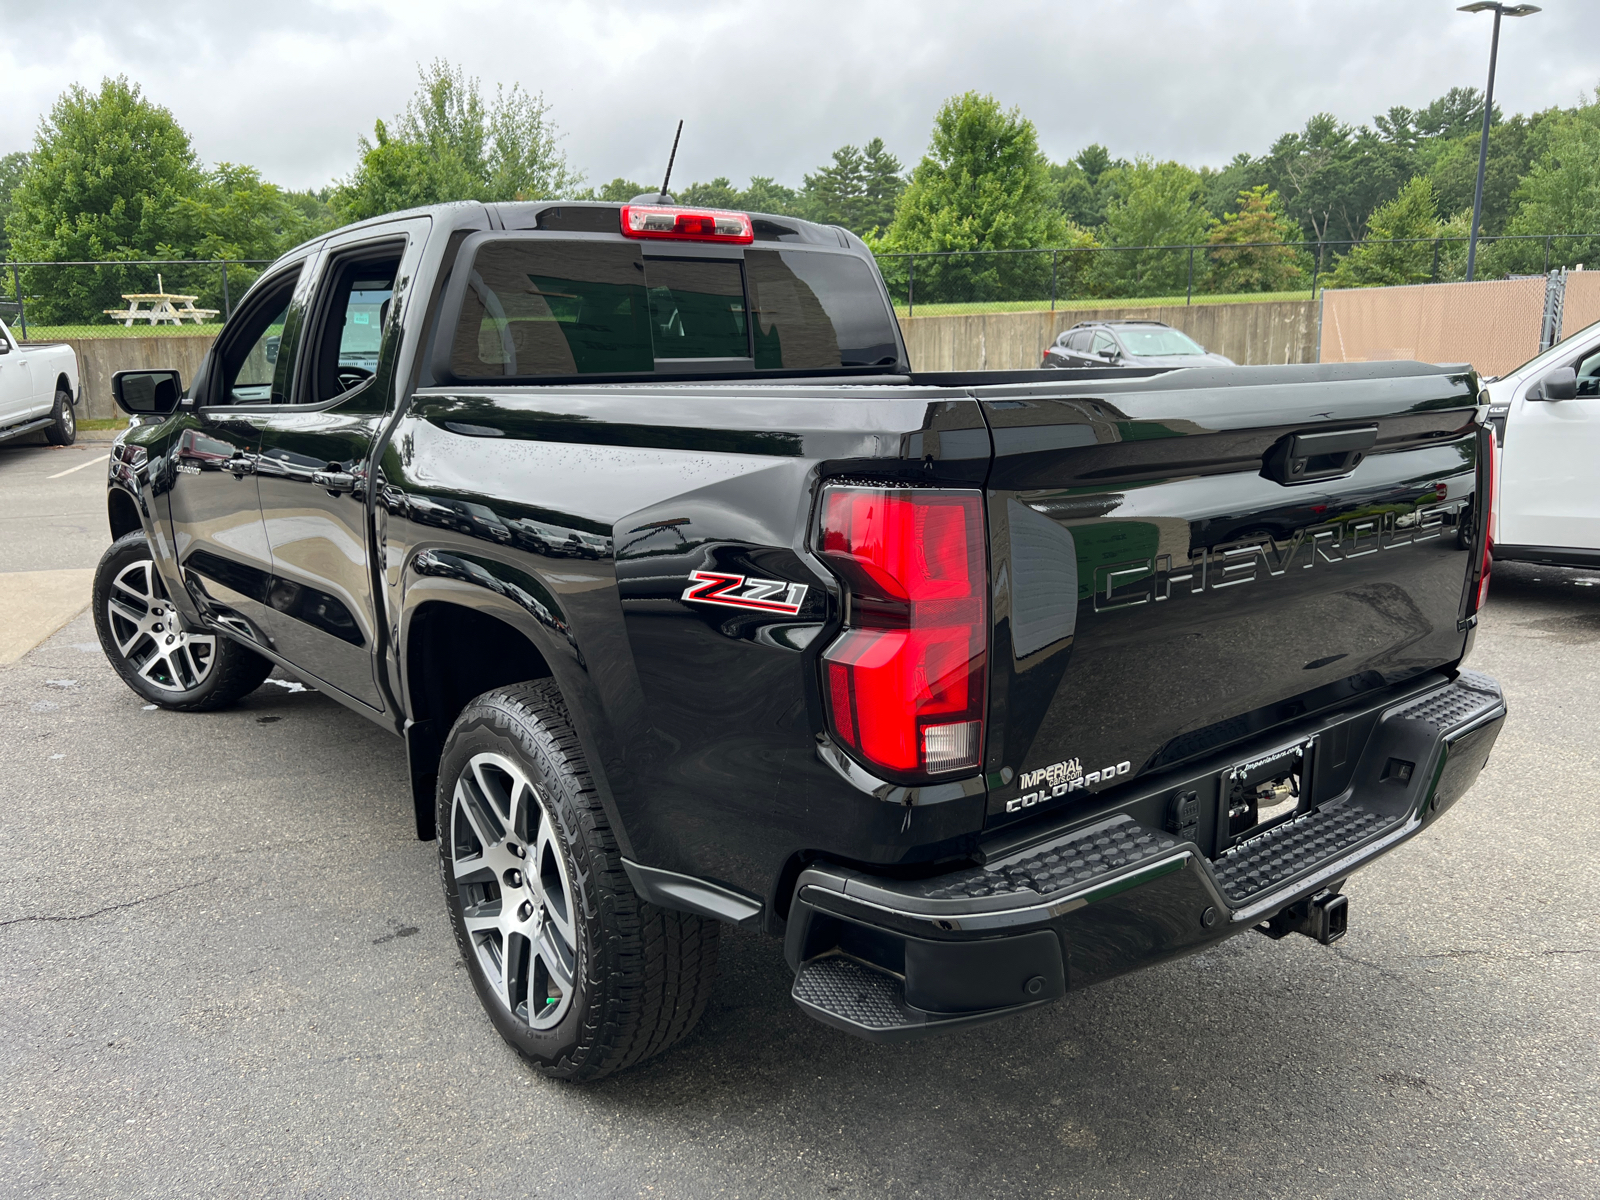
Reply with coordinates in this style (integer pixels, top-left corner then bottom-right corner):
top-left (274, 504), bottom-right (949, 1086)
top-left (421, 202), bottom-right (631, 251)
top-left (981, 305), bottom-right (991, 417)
top-left (97, 199), bottom-right (1506, 1081)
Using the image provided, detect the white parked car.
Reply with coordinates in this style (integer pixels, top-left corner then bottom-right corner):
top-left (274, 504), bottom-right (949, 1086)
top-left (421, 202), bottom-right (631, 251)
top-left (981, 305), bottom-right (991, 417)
top-left (1480, 319), bottom-right (1600, 571)
top-left (0, 316), bottom-right (80, 446)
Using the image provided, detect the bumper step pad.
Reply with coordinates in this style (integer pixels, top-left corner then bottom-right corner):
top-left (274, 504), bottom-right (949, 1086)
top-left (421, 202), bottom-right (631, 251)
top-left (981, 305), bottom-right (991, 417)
top-left (917, 817), bottom-right (1179, 902)
top-left (1392, 670), bottom-right (1502, 730)
top-left (1211, 804), bottom-right (1393, 904)
top-left (791, 955), bottom-right (914, 1033)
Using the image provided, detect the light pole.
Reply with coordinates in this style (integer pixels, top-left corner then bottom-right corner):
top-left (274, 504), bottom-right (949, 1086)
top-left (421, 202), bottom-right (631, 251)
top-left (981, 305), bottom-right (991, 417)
top-left (1458, 2), bottom-right (1540, 282)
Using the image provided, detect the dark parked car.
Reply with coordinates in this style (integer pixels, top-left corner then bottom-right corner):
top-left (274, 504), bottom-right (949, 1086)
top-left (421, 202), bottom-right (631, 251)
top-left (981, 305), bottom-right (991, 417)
top-left (1043, 319), bottom-right (1235, 369)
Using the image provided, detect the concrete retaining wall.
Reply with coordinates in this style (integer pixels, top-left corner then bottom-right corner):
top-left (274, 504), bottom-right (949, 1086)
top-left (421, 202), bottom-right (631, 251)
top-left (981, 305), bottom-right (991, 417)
top-left (32, 335), bottom-right (217, 420)
top-left (899, 299), bottom-right (1320, 373)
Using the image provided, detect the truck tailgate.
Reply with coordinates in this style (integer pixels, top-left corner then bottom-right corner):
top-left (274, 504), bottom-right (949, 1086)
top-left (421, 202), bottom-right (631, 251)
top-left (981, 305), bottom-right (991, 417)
top-left (980, 362), bottom-right (1484, 827)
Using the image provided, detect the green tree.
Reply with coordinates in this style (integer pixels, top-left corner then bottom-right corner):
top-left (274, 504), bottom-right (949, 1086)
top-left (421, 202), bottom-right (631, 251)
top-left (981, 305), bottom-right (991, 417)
top-left (801, 138), bottom-right (903, 235)
top-left (578, 177), bottom-right (650, 202)
top-left (5, 76), bottom-right (203, 323)
top-left (1484, 93), bottom-right (1600, 274)
top-left (1048, 143), bottom-right (1123, 228)
top-left (0, 151), bottom-right (29, 261)
top-left (333, 60), bottom-right (579, 222)
top-left (1204, 185), bottom-right (1307, 294)
top-left (871, 92), bottom-right (1068, 304)
top-left (1375, 86), bottom-right (1498, 157)
top-left (1094, 159), bottom-right (1211, 296)
top-left (738, 176), bottom-right (801, 216)
top-left (1425, 111), bottom-right (1551, 237)
top-left (677, 177), bottom-right (739, 208)
top-left (1258, 112), bottom-right (1414, 246)
top-left (1200, 153), bottom-right (1261, 220)
top-left (156, 164), bottom-right (333, 311)
top-left (1326, 175), bottom-right (1442, 287)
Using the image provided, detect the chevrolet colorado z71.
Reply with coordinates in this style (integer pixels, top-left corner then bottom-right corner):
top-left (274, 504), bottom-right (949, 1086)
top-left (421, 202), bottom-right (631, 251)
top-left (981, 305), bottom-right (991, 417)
top-left (96, 200), bottom-right (1506, 1081)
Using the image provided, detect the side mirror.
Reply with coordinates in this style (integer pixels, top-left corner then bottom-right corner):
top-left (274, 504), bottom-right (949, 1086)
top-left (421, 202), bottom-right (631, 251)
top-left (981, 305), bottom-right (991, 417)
top-left (112, 369), bottom-right (184, 416)
top-left (1536, 367), bottom-right (1578, 401)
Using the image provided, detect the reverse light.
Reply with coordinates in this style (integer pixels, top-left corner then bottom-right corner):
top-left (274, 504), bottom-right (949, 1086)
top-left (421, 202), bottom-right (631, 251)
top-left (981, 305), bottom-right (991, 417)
top-left (619, 204), bottom-right (754, 244)
top-left (817, 486), bottom-right (987, 777)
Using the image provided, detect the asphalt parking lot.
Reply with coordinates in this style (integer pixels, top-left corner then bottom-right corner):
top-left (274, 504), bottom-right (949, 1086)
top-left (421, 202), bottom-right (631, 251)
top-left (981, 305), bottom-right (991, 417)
top-left (1, 439), bottom-right (1597, 1198)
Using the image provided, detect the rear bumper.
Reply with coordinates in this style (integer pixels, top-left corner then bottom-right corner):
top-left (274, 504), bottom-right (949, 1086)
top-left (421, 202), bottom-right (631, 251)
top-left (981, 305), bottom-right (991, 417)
top-left (784, 671), bottom-right (1506, 1041)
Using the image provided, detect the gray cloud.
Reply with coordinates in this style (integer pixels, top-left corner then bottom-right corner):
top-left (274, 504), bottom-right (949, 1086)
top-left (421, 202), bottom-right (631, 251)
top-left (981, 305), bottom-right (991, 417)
top-left (3, 0), bottom-right (1594, 192)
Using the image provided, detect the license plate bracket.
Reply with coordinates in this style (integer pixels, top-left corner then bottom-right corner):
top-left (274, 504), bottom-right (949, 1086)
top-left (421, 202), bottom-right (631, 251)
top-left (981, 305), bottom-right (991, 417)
top-left (1215, 738), bottom-right (1314, 854)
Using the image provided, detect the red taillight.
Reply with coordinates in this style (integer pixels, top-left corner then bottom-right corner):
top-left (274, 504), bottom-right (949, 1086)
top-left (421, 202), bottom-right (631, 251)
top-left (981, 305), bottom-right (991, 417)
top-left (817, 486), bottom-right (987, 777)
top-left (1475, 425), bottom-right (1497, 613)
top-left (619, 204), bottom-right (754, 244)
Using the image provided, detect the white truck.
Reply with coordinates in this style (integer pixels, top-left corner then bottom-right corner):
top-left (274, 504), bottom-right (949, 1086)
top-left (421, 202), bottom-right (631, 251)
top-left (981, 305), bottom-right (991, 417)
top-left (1481, 319), bottom-right (1600, 572)
top-left (0, 316), bottom-right (80, 446)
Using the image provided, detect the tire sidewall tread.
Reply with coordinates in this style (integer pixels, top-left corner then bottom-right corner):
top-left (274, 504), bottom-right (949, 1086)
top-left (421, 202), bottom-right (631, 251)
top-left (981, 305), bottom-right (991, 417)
top-left (437, 680), bottom-right (719, 1082)
top-left (45, 389), bottom-right (76, 446)
top-left (92, 531), bottom-right (273, 711)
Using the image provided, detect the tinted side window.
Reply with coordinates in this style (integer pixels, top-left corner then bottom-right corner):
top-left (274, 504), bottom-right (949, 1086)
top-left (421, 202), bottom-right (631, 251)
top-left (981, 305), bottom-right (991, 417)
top-left (747, 250), bottom-right (898, 370)
top-left (217, 267), bottom-right (302, 405)
top-left (449, 240), bottom-right (653, 378)
top-left (1067, 330), bottom-right (1090, 352)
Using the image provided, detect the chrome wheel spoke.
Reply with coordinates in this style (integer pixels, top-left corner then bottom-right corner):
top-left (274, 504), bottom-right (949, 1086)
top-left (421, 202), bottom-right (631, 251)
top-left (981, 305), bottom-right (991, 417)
top-left (136, 650), bottom-right (174, 684)
top-left (453, 773), bottom-right (504, 850)
top-left (461, 900), bottom-right (503, 936)
top-left (533, 921), bottom-right (576, 992)
top-left (450, 750), bottom-right (580, 1030)
top-left (106, 559), bottom-right (214, 694)
top-left (532, 825), bottom-right (575, 952)
top-left (470, 758), bottom-right (514, 826)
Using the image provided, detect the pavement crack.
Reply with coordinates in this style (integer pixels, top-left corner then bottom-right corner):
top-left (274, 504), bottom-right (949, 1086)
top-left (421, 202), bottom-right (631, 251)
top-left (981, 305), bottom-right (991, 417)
top-left (0, 879), bottom-right (216, 930)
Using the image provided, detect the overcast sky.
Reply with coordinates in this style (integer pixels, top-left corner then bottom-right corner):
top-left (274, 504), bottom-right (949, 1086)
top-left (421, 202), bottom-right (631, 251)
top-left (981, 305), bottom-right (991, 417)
top-left (3, 0), bottom-right (1596, 193)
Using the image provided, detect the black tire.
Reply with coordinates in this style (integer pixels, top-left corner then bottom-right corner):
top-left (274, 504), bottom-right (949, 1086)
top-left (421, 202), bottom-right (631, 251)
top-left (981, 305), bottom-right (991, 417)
top-left (438, 681), bottom-right (720, 1081)
top-left (92, 531), bottom-right (274, 711)
top-left (44, 388), bottom-right (76, 446)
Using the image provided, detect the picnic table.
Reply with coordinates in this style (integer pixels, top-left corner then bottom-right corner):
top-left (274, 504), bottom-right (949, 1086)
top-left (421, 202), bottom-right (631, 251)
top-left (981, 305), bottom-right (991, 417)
top-left (103, 275), bottom-right (220, 326)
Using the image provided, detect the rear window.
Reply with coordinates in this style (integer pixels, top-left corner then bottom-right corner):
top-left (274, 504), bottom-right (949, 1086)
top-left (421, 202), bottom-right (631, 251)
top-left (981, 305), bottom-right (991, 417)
top-left (450, 240), bottom-right (654, 378)
top-left (645, 259), bottom-right (748, 360)
top-left (444, 237), bottom-right (898, 380)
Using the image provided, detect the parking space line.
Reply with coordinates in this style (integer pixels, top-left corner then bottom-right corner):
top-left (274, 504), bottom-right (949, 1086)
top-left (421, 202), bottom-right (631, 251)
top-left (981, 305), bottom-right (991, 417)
top-left (47, 454), bottom-right (110, 480)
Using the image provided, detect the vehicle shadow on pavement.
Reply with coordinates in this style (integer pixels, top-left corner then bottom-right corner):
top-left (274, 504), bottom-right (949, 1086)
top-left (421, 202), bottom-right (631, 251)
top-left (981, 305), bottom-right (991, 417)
top-left (7, 608), bottom-right (1594, 1199)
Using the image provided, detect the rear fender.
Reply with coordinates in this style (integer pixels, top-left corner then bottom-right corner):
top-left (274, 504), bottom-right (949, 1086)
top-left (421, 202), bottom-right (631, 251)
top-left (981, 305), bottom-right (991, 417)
top-left (397, 551), bottom-right (635, 855)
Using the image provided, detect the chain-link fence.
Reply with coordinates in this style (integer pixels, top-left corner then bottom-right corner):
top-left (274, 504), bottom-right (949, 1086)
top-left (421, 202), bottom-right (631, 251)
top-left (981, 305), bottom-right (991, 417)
top-left (1, 259), bottom-right (272, 341)
top-left (875, 234), bottom-right (1600, 317)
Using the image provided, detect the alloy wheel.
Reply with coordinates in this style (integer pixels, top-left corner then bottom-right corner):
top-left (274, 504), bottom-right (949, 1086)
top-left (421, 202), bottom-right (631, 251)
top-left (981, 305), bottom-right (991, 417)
top-left (104, 559), bottom-right (217, 692)
top-left (450, 752), bottom-right (579, 1029)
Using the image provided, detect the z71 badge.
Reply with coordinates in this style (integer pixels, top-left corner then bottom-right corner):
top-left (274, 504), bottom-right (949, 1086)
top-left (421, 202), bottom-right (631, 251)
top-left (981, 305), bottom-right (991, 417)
top-left (681, 571), bottom-right (808, 616)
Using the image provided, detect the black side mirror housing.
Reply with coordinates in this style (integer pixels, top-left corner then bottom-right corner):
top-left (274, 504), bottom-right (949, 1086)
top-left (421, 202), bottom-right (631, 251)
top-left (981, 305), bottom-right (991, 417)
top-left (112, 369), bottom-right (184, 416)
top-left (1534, 366), bottom-right (1578, 401)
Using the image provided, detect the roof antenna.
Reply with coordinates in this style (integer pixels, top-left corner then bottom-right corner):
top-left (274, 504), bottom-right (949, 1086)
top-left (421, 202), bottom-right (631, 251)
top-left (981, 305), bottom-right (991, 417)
top-left (656, 120), bottom-right (683, 203)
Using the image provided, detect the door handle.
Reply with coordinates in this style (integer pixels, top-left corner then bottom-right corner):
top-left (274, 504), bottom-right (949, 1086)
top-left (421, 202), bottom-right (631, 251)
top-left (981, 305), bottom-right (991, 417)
top-left (228, 453), bottom-right (255, 477)
top-left (313, 470), bottom-right (358, 494)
